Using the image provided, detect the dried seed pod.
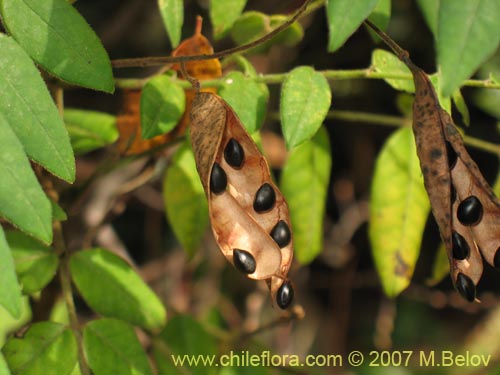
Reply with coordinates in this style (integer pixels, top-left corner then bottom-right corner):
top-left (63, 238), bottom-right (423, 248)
top-left (190, 90), bottom-right (294, 309)
top-left (365, 19), bottom-right (500, 302)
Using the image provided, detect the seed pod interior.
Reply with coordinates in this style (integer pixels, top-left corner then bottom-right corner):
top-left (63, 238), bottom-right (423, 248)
top-left (190, 91), bottom-right (294, 308)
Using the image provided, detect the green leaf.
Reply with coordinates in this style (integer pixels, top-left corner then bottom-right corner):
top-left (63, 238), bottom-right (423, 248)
top-left (6, 230), bottom-right (58, 294)
top-left (416, 0), bottom-right (438, 36)
top-left (219, 71), bottom-right (269, 133)
top-left (369, 127), bottom-right (430, 297)
top-left (0, 34), bottom-right (75, 183)
top-left (83, 319), bottom-right (153, 375)
top-left (64, 109), bottom-right (118, 155)
top-left (210, 0), bottom-right (247, 40)
top-left (70, 248), bottom-right (166, 331)
top-left (0, 114), bottom-right (52, 244)
top-left (372, 49), bottom-right (414, 93)
top-left (50, 200), bottom-right (68, 222)
top-left (153, 315), bottom-right (217, 375)
top-left (0, 0), bottom-right (114, 92)
top-left (326, 0), bottom-right (378, 52)
top-left (163, 143), bottom-right (209, 257)
top-left (280, 127), bottom-right (331, 264)
top-left (158, 0), bottom-right (184, 48)
top-left (3, 322), bottom-right (77, 375)
top-left (0, 298), bottom-right (31, 348)
top-left (0, 352), bottom-right (11, 375)
top-left (371, 49), bottom-right (451, 112)
top-left (280, 66), bottom-right (331, 148)
top-left (437, 0), bottom-right (500, 97)
top-left (427, 243), bottom-right (449, 286)
top-left (230, 11), bottom-right (303, 54)
top-left (367, 0), bottom-right (391, 41)
top-left (0, 227), bottom-right (22, 318)
top-left (452, 89), bottom-right (470, 126)
top-left (140, 76), bottom-right (185, 139)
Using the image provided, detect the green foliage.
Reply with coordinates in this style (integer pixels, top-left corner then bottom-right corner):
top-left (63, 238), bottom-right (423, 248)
top-left (219, 71), bottom-right (269, 133)
top-left (83, 319), bottom-right (154, 375)
top-left (158, 0), bottom-right (184, 48)
top-left (0, 0), bottom-right (114, 93)
top-left (326, 0), bottom-right (378, 52)
top-left (6, 230), bottom-right (58, 295)
top-left (163, 142), bottom-right (209, 257)
top-left (280, 66), bottom-right (331, 148)
top-left (369, 127), bottom-right (430, 297)
top-left (0, 34), bottom-right (75, 184)
top-left (70, 248), bottom-right (167, 331)
top-left (210, 0), bottom-right (247, 40)
top-left (140, 75), bottom-right (186, 139)
top-left (2, 322), bottom-right (78, 375)
top-left (281, 127), bottom-right (331, 264)
top-left (2, 1), bottom-right (500, 374)
top-left (152, 315), bottom-right (218, 375)
top-left (64, 109), bottom-right (118, 155)
top-left (436, 0), bottom-right (500, 96)
top-left (0, 228), bottom-right (22, 319)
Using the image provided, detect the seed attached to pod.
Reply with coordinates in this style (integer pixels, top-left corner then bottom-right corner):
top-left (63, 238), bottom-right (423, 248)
top-left (270, 220), bottom-right (291, 248)
top-left (233, 249), bottom-right (256, 274)
top-left (452, 231), bottom-right (469, 260)
top-left (457, 196), bottom-right (483, 226)
top-left (455, 273), bottom-right (476, 302)
top-left (253, 183), bottom-right (276, 213)
top-left (276, 281), bottom-right (294, 309)
top-left (210, 163), bottom-right (227, 194)
top-left (494, 248), bottom-right (500, 268)
top-left (224, 138), bottom-right (245, 169)
top-left (446, 141), bottom-right (457, 170)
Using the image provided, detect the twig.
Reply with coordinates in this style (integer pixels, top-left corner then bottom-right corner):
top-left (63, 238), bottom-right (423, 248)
top-left (111, 0), bottom-right (314, 68)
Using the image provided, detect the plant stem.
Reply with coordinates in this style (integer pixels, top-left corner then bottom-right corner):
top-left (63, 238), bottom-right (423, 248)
top-left (111, 0), bottom-right (313, 68)
top-left (115, 69), bottom-right (500, 90)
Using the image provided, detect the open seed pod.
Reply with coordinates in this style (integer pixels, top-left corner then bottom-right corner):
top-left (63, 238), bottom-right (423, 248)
top-left (403, 56), bottom-right (500, 302)
top-left (363, 20), bottom-right (500, 302)
top-left (189, 90), bottom-right (294, 309)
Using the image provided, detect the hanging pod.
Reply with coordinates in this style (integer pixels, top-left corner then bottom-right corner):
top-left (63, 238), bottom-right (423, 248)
top-left (364, 20), bottom-right (500, 302)
top-left (189, 89), bottom-right (294, 309)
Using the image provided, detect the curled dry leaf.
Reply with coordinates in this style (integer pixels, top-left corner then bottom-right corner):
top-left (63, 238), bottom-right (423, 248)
top-left (365, 21), bottom-right (500, 302)
top-left (190, 91), bottom-right (294, 309)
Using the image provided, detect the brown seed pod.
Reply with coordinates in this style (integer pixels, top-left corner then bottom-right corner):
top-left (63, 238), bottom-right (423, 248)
top-left (365, 20), bottom-right (500, 302)
top-left (189, 90), bottom-right (294, 309)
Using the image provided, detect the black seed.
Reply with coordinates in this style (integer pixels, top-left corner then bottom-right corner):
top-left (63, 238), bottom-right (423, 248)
top-left (270, 220), bottom-right (291, 248)
top-left (253, 183), bottom-right (276, 213)
top-left (494, 248), bottom-right (500, 268)
top-left (455, 273), bottom-right (476, 302)
top-left (232, 249), bottom-right (256, 274)
top-left (452, 231), bottom-right (469, 260)
top-left (210, 163), bottom-right (227, 194)
top-left (446, 141), bottom-right (457, 170)
top-left (224, 138), bottom-right (245, 169)
top-left (277, 281), bottom-right (294, 309)
top-left (457, 196), bottom-right (483, 226)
